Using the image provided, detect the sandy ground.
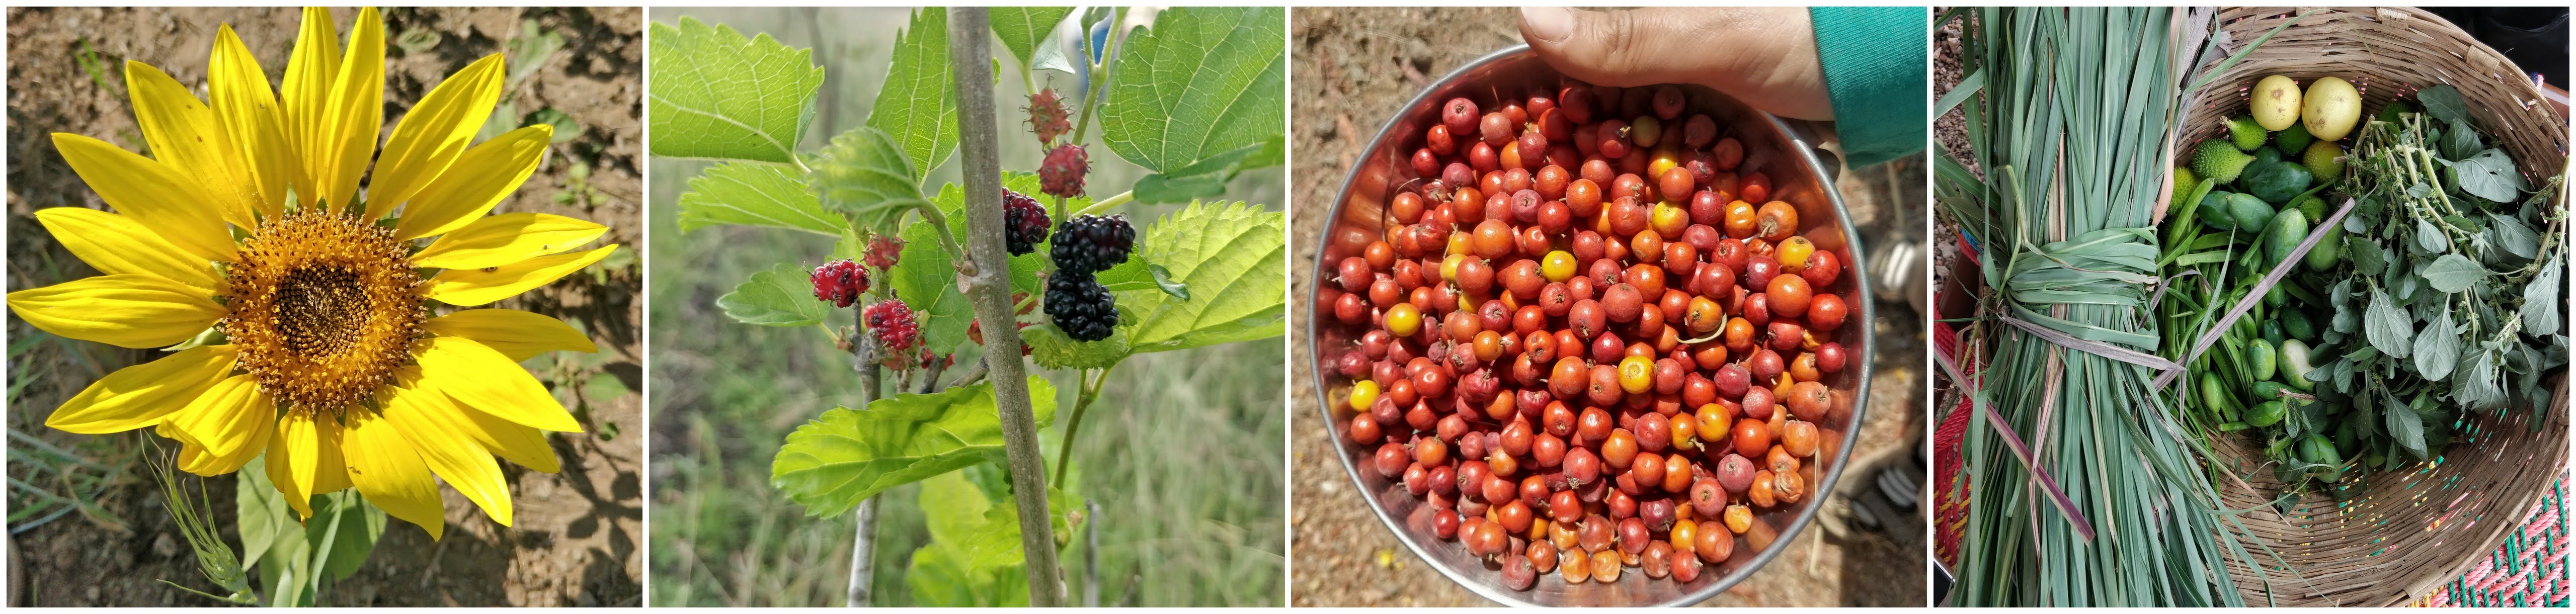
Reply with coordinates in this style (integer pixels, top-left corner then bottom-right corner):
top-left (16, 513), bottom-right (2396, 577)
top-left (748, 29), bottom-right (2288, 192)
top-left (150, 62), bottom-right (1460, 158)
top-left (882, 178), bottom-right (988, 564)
top-left (5, 7), bottom-right (641, 606)
top-left (1286, 7), bottom-right (1928, 607)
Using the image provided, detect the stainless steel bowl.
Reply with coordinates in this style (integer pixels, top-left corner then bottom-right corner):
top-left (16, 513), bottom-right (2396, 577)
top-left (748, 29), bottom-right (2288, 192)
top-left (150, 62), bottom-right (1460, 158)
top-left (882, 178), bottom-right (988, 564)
top-left (1305, 45), bottom-right (1875, 606)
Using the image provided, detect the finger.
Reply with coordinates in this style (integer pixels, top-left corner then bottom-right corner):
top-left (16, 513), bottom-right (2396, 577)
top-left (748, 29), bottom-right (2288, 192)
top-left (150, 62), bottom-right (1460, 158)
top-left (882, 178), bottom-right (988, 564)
top-left (1519, 7), bottom-right (1833, 120)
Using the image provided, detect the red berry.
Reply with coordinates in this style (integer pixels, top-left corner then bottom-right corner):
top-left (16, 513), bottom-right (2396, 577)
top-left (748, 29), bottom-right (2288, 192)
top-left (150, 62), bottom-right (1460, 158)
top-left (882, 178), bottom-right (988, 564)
top-left (810, 259), bottom-right (867, 307)
top-left (1039, 144), bottom-right (1089, 199)
top-left (1025, 88), bottom-right (1073, 145)
top-left (864, 299), bottom-right (922, 355)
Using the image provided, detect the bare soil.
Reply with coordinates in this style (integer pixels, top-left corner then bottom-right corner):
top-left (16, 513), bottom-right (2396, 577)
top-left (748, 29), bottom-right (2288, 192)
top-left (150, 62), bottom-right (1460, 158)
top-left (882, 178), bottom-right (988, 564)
top-left (5, 7), bottom-right (641, 606)
top-left (1288, 7), bottom-right (1927, 607)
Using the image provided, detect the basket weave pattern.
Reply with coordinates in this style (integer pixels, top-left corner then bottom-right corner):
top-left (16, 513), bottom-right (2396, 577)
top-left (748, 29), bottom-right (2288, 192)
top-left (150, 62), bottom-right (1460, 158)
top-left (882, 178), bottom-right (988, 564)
top-left (2420, 477), bottom-right (2569, 607)
top-left (2177, 7), bottom-right (2571, 607)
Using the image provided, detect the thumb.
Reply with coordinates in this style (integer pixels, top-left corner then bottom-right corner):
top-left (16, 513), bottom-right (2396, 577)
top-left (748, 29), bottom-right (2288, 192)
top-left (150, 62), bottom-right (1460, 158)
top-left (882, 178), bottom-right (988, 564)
top-left (1519, 7), bottom-right (1833, 121)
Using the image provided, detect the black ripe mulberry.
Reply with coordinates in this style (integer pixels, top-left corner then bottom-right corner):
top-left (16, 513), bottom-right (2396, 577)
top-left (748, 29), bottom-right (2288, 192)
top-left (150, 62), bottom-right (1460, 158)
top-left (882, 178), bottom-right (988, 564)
top-left (1045, 273), bottom-right (1117, 341)
top-left (810, 259), bottom-right (867, 307)
top-left (863, 299), bottom-right (921, 355)
top-left (1049, 214), bottom-right (1134, 276)
top-left (1003, 188), bottom-right (1051, 255)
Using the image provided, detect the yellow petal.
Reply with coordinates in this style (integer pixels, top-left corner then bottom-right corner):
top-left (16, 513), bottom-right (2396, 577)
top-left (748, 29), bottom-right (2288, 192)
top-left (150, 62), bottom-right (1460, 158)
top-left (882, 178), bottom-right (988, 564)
top-left (393, 125), bottom-right (552, 240)
top-left (393, 366), bottom-right (558, 473)
top-left (6, 274), bottom-right (224, 348)
top-left (268, 411), bottom-right (352, 520)
top-left (50, 133), bottom-right (236, 261)
top-left (412, 213), bottom-right (610, 270)
top-left (163, 374), bottom-right (274, 460)
top-left (341, 409), bottom-right (447, 540)
top-left (310, 7), bottom-right (384, 214)
top-left (421, 308), bottom-right (598, 362)
top-left (283, 7), bottom-right (341, 205)
top-left (415, 336), bottom-right (583, 432)
top-left (426, 244), bottom-right (618, 307)
top-left (33, 208), bottom-right (220, 292)
top-left (210, 24), bottom-right (301, 220)
top-left (383, 379), bottom-right (513, 526)
top-left (175, 416), bottom-right (270, 477)
top-left (367, 54), bottom-right (505, 220)
top-left (44, 345), bottom-right (237, 433)
top-left (126, 61), bottom-right (263, 228)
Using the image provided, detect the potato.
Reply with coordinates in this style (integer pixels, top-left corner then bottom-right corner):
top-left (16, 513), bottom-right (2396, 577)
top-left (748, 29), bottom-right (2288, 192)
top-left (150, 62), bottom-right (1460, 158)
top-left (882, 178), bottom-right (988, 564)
top-left (2250, 75), bottom-right (2302, 130)
top-left (2302, 76), bottom-right (2361, 141)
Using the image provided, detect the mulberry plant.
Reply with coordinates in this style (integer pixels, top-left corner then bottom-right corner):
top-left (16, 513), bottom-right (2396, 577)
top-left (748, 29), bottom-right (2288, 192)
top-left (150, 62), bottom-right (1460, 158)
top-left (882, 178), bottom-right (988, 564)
top-left (659, 7), bottom-right (1286, 607)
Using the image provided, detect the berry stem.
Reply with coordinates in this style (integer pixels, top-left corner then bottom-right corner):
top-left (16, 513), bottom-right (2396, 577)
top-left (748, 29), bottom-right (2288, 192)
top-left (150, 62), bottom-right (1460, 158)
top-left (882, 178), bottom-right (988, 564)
top-left (1073, 189), bottom-right (1134, 218)
top-left (945, 11), bottom-right (1066, 606)
top-left (842, 317), bottom-right (884, 606)
top-left (1058, 7), bottom-right (1128, 220)
top-left (1050, 364), bottom-right (1118, 490)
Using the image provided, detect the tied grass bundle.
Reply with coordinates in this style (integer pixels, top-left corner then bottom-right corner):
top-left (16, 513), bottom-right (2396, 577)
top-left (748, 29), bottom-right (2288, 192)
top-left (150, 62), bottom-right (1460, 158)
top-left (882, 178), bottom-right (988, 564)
top-left (1937, 7), bottom-right (2267, 606)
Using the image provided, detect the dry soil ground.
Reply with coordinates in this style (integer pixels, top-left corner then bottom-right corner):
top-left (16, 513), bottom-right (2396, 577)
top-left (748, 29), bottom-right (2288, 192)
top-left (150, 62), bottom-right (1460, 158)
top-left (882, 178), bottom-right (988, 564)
top-left (1287, 7), bottom-right (1928, 607)
top-left (5, 7), bottom-right (642, 606)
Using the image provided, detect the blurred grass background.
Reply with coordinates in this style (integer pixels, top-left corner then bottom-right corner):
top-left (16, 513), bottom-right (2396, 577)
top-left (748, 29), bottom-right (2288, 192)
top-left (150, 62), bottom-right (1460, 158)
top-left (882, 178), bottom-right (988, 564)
top-left (645, 7), bottom-right (1286, 607)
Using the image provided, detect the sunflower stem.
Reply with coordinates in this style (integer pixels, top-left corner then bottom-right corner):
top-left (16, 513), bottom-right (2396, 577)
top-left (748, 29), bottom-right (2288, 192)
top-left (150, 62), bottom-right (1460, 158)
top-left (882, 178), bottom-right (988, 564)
top-left (947, 10), bottom-right (1067, 606)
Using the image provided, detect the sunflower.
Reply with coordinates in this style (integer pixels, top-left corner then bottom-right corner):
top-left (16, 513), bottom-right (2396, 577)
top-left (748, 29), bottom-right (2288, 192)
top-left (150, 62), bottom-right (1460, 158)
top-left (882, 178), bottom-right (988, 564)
top-left (6, 7), bottom-right (618, 539)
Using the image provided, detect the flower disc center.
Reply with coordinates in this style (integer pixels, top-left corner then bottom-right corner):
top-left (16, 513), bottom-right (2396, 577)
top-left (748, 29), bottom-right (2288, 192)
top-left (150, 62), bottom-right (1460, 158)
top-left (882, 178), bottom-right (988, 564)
top-left (222, 209), bottom-right (426, 413)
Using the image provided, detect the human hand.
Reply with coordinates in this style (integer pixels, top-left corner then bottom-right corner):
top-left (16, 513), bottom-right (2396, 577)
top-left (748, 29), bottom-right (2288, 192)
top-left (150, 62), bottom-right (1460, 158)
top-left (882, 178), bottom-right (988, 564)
top-left (1518, 7), bottom-right (1833, 121)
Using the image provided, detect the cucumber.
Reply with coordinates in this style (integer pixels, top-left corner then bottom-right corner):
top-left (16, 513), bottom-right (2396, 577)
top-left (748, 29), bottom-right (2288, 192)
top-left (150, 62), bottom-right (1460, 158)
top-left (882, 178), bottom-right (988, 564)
top-left (2200, 191), bottom-right (2239, 231)
top-left (2283, 309), bottom-right (2316, 340)
top-left (2228, 193), bottom-right (2276, 232)
top-left (2259, 320), bottom-right (2284, 344)
top-left (2305, 225), bottom-right (2344, 271)
top-left (2248, 399), bottom-right (2287, 427)
top-left (2251, 381), bottom-right (2295, 401)
top-left (2301, 434), bottom-right (2344, 481)
top-left (2278, 339), bottom-right (2317, 390)
top-left (2247, 338), bottom-right (2277, 382)
top-left (2263, 208), bottom-right (2310, 269)
top-left (2199, 373), bottom-right (2233, 416)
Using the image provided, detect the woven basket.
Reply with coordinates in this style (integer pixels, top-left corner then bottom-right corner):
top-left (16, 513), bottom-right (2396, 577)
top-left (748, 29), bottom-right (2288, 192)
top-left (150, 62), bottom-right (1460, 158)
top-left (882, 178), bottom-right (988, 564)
top-left (2175, 7), bottom-right (2572, 607)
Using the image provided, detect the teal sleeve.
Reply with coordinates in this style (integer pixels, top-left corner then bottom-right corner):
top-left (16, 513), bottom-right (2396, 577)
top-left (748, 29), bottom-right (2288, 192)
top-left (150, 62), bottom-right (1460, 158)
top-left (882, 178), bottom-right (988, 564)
top-left (1808, 7), bottom-right (1928, 168)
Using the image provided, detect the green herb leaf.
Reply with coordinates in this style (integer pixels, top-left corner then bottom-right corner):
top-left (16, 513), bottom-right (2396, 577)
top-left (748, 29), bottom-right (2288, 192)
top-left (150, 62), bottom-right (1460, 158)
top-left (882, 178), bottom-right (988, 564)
top-left (2414, 310), bottom-right (2459, 380)
top-left (717, 262), bottom-right (828, 326)
top-left (2486, 213), bottom-right (2541, 260)
top-left (2452, 148), bottom-right (2525, 203)
top-left (648, 18), bottom-right (823, 163)
top-left (2439, 118), bottom-right (2481, 161)
top-left (1121, 201), bottom-right (1286, 353)
top-left (2418, 253), bottom-right (2488, 294)
top-left (990, 8), bottom-right (1074, 70)
top-left (676, 161), bottom-right (843, 235)
top-left (1099, 7), bottom-right (1285, 175)
top-left (2416, 85), bottom-right (2470, 124)
top-left (2523, 256), bottom-right (2562, 336)
top-left (2350, 238), bottom-right (2388, 276)
top-left (2364, 286), bottom-right (2414, 359)
top-left (867, 9), bottom-right (958, 179)
top-left (2382, 389), bottom-right (2426, 456)
top-left (2455, 348), bottom-right (2507, 410)
top-left (811, 127), bottom-right (928, 236)
top-left (2414, 218), bottom-right (2451, 253)
top-left (769, 378), bottom-right (1060, 517)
